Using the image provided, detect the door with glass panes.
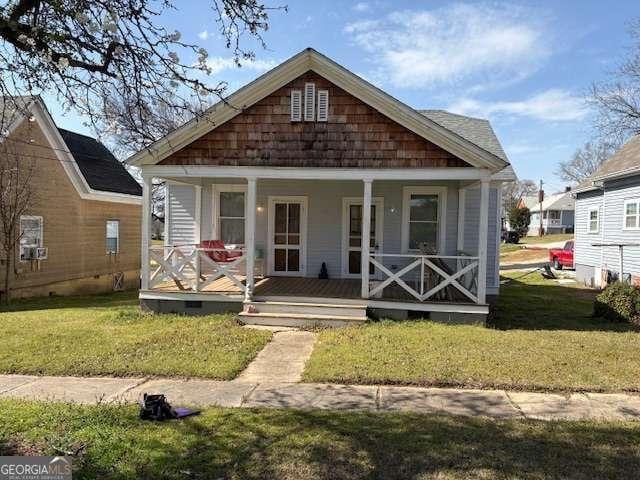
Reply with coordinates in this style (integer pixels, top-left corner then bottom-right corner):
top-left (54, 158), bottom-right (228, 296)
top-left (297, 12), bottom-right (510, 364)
top-left (342, 198), bottom-right (384, 278)
top-left (268, 196), bottom-right (307, 276)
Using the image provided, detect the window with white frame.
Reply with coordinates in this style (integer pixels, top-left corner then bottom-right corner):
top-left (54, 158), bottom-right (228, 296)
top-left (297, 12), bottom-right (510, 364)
top-left (588, 207), bottom-right (599, 233)
top-left (19, 216), bottom-right (43, 261)
top-left (624, 199), bottom-right (640, 229)
top-left (106, 220), bottom-right (119, 254)
top-left (402, 187), bottom-right (446, 253)
top-left (216, 187), bottom-right (246, 245)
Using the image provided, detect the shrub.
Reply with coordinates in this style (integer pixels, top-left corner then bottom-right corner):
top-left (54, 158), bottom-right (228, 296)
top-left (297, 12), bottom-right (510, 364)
top-left (594, 282), bottom-right (640, 324)
top-left (508, 206), bottom-right (530, 239)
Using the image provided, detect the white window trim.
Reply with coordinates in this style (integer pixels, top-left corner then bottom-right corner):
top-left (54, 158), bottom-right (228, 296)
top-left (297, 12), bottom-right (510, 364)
top-left (106, 219), bottom-right (120, 254)
top-left (19, 215), bottom-right (43, 262)
top-left (587, 206), bottom-right (600, 234)
top-left (211, 184), bottom-right (247, 246)
top-left (267, 195), bottom-right (308, 276)
top-left (401, 186), bottom-right (447, 254)
top-left (623, 198), bottom-right (640, 231)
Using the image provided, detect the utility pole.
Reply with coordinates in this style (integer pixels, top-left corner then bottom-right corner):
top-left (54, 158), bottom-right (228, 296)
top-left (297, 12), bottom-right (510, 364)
top-left (538, 179), bottom-right (544, 237)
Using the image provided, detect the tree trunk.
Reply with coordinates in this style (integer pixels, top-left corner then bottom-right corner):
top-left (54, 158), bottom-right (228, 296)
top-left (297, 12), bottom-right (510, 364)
top-left (3, 245), bottom-right (12, 304)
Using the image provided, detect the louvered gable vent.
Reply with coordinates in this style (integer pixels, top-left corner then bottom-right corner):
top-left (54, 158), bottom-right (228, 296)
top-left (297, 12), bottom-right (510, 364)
top-left (290, 90), bottom-right (302, 121)
top-left (304, 83), bottom-right (315, 121)
top-left (317, 90), bottom-right (329, 122)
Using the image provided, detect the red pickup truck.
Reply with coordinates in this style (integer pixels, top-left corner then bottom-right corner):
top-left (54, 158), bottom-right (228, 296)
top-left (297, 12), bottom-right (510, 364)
top-left (549, 240), bottom-right (574, 270)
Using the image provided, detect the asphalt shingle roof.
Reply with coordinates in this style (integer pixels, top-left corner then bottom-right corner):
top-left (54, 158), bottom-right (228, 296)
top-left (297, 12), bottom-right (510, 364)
top-left (419, 110), bottom-right (509, 163)
top-left (577, 135), bottom-right (640, 192)
top-left (58, 129), bottom-right (142, 196)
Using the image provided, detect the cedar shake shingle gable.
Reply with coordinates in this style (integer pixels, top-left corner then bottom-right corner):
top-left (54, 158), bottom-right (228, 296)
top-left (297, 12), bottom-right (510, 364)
top-left (160, 72), bottom-right (470, 169)
top-left (58, 129), bottom-right (142, 196)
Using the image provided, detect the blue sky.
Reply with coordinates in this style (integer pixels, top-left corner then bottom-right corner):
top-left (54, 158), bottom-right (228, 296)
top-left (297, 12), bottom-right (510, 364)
top-left (48, 1), bottom-right (639, 192)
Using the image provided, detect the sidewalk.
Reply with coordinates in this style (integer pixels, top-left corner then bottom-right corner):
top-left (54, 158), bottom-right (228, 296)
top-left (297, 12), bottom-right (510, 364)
top-left (2, 373), bottom-right (640, 421)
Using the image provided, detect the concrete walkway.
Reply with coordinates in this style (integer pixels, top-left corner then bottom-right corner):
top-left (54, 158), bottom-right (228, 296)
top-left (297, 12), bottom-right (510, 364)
top-left (235, 330), bottom-right (317, 383)
top-left (2, 374), bottom-right (640, 421)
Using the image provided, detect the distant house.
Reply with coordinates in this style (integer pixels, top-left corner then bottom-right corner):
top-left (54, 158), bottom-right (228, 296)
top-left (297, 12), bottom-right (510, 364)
top-left (519, 192), bottom-right (575, 235)
top-left (573, 135), bottom-right (640, 287)
top-left (1, 97), bottom-right (142, 298)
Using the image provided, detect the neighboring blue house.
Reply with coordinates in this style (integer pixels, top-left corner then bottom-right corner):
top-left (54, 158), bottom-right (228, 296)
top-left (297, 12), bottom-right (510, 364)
top-left (521, 191), bottom-right (575, 236)
top-left (573, 135), bottom-right (640, 287)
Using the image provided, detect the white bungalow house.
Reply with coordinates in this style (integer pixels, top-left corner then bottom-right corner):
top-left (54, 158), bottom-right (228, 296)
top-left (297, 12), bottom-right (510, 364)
top-left (521, 191), bottom-right (575, 236)
top-left (128, 49), bottom-right (516, 326)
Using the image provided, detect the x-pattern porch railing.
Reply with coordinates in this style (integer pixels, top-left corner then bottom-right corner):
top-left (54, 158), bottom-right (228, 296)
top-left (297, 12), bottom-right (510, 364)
top-left (148, 245), bottom-right (246, 293)
top-left (368, 253), bottom-right (480, 303)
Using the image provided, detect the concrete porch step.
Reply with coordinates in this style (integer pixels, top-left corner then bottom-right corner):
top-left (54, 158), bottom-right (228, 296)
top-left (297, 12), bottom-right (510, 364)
top-left (244, 300), bottom-right (367, 318)
top-left (239, 311), bottom-right (367, 328)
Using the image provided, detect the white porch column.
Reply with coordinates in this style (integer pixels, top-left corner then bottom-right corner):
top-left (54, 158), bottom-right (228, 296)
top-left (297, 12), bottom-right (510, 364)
top-left (477, 178), bottom-right (490, 304)
top-left (361, 179), bottom-right (373, 298)
top-left (141, 175), bottom-right (153, 290)
top-left (244, 177), bottom-right (257, 302)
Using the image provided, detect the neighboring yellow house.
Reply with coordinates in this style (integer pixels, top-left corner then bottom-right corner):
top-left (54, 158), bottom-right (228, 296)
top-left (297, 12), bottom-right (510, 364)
top-left (1, 97), bottom-right (142, 299)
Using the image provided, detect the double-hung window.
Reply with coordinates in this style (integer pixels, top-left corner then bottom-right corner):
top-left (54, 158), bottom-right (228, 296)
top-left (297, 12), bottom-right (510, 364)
top-left (106, 220), bottom-right (120, 254)
top-left (19, 216), bottom-right (43, 261)
top-left (215, 186), bottom-right (246, 246)
top-left (588, 207), bottom-right (599, 233)
top-left (402, 187), bottom-right (446, 253)
top-left (624, 199), bottom-right (640, 230)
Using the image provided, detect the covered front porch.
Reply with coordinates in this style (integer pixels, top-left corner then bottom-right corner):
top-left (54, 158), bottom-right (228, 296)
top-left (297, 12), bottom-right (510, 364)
top-left (139, 166), bottom-right (498, 321)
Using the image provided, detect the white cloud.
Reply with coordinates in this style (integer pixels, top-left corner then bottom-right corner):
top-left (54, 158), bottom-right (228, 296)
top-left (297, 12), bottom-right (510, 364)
top-left (353, 2), bottom-right (370, 12)
top-left (206, 57), bottom-right (279, 76)
top-left (448, 89), bottom-right (588, 122)
top-left (343, 3), bottom-right (550, 90)
top-left (198, 30), bottom-right (209, 40)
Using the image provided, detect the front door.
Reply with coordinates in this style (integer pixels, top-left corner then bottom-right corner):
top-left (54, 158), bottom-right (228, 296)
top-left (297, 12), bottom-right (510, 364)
top-left (342, 198), bottom-right (384, 278)
top-left (268, 196), bottom-right (307, 276)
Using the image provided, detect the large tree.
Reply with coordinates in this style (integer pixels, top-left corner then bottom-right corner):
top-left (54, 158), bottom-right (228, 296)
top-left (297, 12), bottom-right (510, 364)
top-left (589, 19), bottom-right (640, 143)
top-left (556, 140), bottom-right (619, 185)
top-left (0, 0), bottom-right (283, 142)
top-left (502, 179), bottom-right (537, 212)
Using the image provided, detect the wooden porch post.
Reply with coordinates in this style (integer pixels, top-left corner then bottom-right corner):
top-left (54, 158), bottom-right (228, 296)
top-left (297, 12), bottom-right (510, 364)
top-left (245, 177), bottom-right (257, 302)
top-left (141, 174), bottom-right (152, 290)
top-left (361, 179), bottom-right (373, 298)
top-left (477, 178), bottom-right (490, 304)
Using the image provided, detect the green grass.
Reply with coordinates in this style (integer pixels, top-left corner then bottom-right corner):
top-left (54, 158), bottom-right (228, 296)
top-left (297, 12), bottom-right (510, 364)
top-left (500, 233), bottom-right (574, 255)
top-left (0, 291), bottom-right (271, 380)
top-left (2, 399), bottom-right (640, 479)
top-left (520, 233), bottom-right (574, 244)
top-left (303, 272), bottom-right (640, 392)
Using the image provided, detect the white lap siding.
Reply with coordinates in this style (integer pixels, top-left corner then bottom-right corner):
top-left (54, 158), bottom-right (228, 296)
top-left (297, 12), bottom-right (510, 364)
top-left (575, 176), bottom-right (640, 285)
top-left (166, 183), bottom-right (199, 245)
top-left (461, 186), bottom-right (500, 295)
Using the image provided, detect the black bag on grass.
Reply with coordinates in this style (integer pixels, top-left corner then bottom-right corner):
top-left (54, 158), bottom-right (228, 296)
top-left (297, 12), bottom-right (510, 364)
top-left (139, 393), bottom-right (177, 421)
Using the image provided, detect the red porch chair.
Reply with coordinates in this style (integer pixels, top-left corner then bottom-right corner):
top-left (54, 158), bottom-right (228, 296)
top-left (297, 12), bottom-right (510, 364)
top-left (199, 240), bottom-right (243, 263)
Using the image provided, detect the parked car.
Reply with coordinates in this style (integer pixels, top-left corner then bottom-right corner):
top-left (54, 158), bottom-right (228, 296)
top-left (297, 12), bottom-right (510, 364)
top-left (549, 240), bottom-right (574, 270)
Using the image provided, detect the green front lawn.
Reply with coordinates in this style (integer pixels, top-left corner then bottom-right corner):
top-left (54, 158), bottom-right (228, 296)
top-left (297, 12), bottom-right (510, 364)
top-left (303, 272), bottom-right (640, 392)
top-left (2, 399), bottom-right (639, 479)
top-left (0, 291), bottom-right (271, 380)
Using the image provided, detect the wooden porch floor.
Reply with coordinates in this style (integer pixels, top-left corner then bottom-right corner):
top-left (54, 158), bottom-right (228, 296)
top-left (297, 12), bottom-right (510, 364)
top-left (149, 275), bottom-right (473, 304)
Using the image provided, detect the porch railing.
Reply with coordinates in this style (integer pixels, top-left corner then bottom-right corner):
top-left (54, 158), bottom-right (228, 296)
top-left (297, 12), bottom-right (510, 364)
top-left (148, 245), bottom-right (247, 293)
top-left (368, 253), bottom-right (480, 304)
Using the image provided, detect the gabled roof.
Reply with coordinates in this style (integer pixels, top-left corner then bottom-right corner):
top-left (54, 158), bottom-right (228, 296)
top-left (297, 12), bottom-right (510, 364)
top-left (419, 110), bottom-right (508, 162)
top-left (575, 135), bottom-right (640, 192)
top-left (529, 192), bottom-right (574, 213)
top-left (127, 48), bottom-right (509, 171)
top-left (58, 129), bottom-right (142, 196)
top-left (2, 96), bottom-right (141, 204)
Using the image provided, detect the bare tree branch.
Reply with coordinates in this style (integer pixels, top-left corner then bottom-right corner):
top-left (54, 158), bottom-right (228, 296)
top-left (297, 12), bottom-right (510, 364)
top-left (0, 0), bottom-right (285, 146)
